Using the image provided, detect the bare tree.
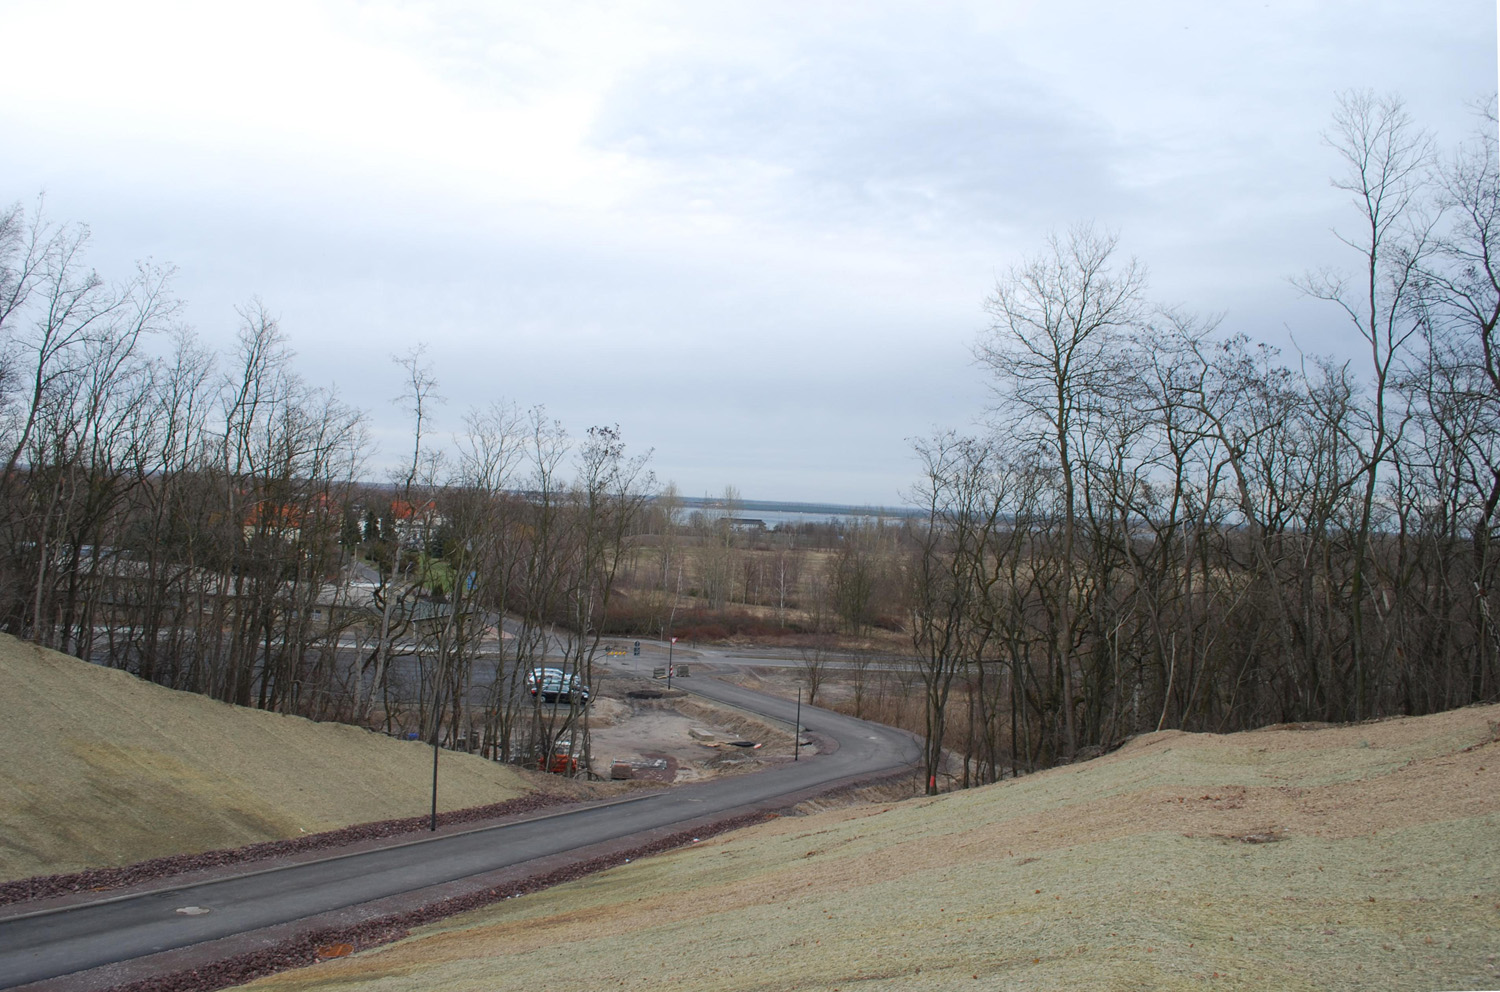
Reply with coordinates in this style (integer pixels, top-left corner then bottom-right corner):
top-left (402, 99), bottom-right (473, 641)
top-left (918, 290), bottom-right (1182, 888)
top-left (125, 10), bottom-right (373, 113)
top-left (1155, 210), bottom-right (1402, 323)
top-left (698, 484), bottom-right (740, 609)
top-left (847, 648), bottom-right (874, 718)
top-left (561, 425), bottom-right (653, 776)
top-left (1408, 95), bottom-right (1500, 705)
top-left (648, 481), bottom-right (683, 632)
top-left (771, 545), bottom-right (801, 627)
top-left (977, 223), bottom-right (1146, 757)
top-left (452, 400), bottom-right (526, 758)
top-left (908, 432), bottom-right (1005, 793)
top-left (797, 639), bottom-right (831, 705)
top-left (360, 348), bottom-right (442, 724)
top-left (1298, 90), bottom-right (1435, 718)
top-left (830, 521), bottom-right (876, 635)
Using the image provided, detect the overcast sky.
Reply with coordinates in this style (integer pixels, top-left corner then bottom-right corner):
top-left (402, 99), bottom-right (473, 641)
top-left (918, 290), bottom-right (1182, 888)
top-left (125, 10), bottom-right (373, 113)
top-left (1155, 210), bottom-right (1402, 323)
top-left (1, 1), bottom-right (1495, 505)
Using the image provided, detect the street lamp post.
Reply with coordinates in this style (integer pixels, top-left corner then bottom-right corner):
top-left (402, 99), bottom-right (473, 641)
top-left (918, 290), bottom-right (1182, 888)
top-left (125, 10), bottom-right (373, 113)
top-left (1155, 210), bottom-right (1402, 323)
top-left (430, 629), bottom-right (449, 832)
top-left (794, 687), bottom-right (801, 761)
top-left (429, 695), bottom-right (441, 831)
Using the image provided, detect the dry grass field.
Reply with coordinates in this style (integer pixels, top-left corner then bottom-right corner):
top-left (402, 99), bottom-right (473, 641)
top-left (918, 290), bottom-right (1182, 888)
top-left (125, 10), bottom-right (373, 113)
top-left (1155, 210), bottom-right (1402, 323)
top-left (244, 704), bottom-right (1500, 992)
top-left (0, 635), bottom-right (531, 881)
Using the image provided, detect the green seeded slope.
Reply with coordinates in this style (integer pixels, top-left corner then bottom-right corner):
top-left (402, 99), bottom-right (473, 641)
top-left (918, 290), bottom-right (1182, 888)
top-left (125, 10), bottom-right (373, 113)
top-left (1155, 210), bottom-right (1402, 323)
top-left (247, 703), bottom-right (1500, 992)
top-left (0, 635), bottom-right (529, 880)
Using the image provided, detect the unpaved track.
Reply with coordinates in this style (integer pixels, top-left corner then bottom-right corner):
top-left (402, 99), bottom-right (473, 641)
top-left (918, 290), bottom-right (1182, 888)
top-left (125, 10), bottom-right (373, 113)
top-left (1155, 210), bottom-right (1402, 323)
top-left (0, 664), bottom-right (919, 990)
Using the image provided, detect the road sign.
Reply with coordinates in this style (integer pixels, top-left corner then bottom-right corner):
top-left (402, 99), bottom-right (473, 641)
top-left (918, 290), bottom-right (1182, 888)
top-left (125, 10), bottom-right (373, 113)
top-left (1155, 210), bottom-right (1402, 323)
top-left (633, 640), bottom-right (640, 656)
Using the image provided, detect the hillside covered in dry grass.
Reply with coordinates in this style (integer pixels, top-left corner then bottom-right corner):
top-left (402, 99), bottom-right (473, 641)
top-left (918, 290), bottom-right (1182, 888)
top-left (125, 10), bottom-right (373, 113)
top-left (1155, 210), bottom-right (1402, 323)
top-left (246, 704), bottom-right (1500, 992)
top-left (0, 635), bottom-right (531, 881)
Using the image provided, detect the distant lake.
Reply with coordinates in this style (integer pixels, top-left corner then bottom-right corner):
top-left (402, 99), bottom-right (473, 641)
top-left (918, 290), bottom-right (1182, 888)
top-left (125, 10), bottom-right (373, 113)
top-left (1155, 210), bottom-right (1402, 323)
top-left (669, 496), bottom-right (922, 529)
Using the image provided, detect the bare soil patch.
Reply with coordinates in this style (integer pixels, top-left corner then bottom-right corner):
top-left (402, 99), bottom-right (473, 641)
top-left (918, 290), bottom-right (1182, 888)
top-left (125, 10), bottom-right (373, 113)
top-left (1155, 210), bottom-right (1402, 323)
top-left (585, 669), bottom-right (798, 783)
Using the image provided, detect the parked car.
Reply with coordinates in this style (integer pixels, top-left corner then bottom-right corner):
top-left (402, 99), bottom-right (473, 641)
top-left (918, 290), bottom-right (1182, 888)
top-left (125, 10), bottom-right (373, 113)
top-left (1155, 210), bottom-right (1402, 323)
top-left (526, 667), bottom-right (591, 704)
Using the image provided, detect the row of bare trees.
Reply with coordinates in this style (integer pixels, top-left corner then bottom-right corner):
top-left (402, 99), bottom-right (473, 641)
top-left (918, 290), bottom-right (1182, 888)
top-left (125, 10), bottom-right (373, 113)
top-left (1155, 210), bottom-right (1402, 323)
top-left (382, 402), bottom-right (652, 773)
top-left (0, 202), bottom-right (363, 708)
top-left (0, 203), bottom-right (652, 774)
top-left (908, 92), bottom-right (1500, 792)
top-left (618, 489), bottom-right (911, 639)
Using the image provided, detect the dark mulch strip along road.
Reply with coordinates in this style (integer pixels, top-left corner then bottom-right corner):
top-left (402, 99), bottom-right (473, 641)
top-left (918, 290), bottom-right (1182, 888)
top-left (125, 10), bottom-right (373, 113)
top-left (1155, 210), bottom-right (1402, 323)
top-left (0, 793), bottom-right (576, 908)
top-left (96, 809), bottom-right (777, 992)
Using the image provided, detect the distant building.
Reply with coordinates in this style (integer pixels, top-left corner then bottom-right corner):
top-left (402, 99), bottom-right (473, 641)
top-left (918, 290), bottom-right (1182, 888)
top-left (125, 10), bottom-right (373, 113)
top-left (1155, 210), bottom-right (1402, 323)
top-left (389, 499), bottom-right (443, 547)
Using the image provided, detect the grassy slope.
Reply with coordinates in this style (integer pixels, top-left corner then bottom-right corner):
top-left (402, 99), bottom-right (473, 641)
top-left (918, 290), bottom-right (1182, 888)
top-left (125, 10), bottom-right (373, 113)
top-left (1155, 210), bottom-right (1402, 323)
top-left (0, 635), bottom-right (529, 880)
top-left (247, 704), bottom-right (1499, 992)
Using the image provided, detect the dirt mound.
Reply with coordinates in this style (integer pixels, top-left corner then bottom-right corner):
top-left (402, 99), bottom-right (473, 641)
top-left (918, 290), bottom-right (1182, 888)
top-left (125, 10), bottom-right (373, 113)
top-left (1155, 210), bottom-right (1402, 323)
top-left (0, 635), bottom-right (530, 881)
top-left (241, 703), bottom-right (1500, 992)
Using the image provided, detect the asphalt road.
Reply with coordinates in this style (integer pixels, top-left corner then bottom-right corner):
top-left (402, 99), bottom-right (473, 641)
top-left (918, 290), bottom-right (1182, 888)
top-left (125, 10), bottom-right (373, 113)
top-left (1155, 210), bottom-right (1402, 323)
top-left (0, 664), bottom-right (919, 989)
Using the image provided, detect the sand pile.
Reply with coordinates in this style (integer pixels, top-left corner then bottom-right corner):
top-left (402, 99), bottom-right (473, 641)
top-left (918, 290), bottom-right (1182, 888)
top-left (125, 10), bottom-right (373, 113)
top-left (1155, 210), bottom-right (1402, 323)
top-left (243, 703), bottom-right (1500, 991)
top-left (0, 635), bottom-right (529, 880)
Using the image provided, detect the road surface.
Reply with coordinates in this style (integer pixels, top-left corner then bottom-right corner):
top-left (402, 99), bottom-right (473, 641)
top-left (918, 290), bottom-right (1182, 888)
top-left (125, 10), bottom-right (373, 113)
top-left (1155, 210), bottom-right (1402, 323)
top-left (0, 663), bottom-right (918, 990)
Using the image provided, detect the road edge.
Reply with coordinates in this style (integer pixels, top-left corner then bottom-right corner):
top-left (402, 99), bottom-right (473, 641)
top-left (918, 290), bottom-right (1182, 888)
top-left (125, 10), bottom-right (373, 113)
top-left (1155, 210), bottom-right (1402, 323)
top-left (17, 766), bottom-right (917, 992)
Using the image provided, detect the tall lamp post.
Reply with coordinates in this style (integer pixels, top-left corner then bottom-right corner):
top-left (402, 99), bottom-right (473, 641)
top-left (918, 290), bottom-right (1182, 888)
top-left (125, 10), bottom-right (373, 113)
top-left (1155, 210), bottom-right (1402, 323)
top-left (794, 687), bottom-right (801, 761)
top-left (429, 687), bottom-right (441, 831)
top-left (430, 619), bottom-right (450, 832)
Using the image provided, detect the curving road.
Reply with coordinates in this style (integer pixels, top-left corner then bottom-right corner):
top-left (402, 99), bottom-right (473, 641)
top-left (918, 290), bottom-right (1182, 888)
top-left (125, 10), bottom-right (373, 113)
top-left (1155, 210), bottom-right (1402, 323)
top-left (0, 663), bottom-right (918, 990)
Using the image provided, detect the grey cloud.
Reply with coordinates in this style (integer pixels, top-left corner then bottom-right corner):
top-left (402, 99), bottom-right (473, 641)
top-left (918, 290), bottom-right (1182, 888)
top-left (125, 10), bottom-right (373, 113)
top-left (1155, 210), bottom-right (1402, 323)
top-left (593, 29), bottom-right (1127, 235)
